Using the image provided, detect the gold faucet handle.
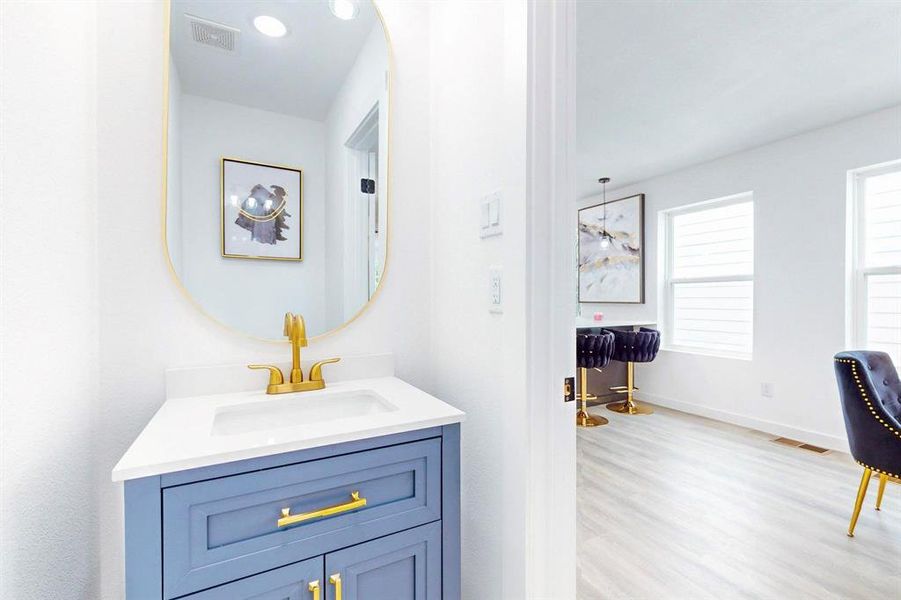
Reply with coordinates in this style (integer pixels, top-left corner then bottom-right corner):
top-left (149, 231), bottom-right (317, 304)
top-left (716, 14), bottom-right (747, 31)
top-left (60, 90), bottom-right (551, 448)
top-left (248, 364), bottom-right (285, 386)
top-left (309, 358), bottom-right (341, 382)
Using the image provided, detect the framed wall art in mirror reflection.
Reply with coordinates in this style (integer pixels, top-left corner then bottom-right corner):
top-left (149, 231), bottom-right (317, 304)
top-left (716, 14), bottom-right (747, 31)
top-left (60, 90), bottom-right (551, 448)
top-left (578, 193), bottom-right (644, 303)
top-left (221, 158), bottom-right (303, 261)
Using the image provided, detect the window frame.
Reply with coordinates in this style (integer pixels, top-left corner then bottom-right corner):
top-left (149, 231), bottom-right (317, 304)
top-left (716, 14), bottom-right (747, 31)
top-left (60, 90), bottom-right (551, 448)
top-left (661, 191), bottom-right (755, 360)
top-left (848, 160), bottom-right (901, 363)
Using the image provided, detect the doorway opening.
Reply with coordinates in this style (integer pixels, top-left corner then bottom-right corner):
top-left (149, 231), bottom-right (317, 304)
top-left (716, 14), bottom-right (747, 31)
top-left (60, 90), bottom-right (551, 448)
top-left (344, 103), bottom-right (382, 319)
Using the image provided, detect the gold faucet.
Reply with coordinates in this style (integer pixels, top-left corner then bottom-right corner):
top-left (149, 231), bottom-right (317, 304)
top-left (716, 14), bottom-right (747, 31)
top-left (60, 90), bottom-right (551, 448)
top-left (248, 312), bottom-right (340, 394)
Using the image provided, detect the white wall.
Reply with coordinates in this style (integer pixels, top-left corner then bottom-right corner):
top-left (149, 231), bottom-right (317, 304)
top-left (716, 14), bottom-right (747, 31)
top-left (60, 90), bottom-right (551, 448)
top-left (0, 2), bottom-right (99, 598)
top-left (428, 1), bottom-right (530, 597)
top-left (176, 94), bottom-right (327, 337)
top-left (582, 105), bottom-right (901, 450)
top-left (324, 23), bottom-right (389, 328)
top-left (94, 1), bottom-right (432, 597)
top-left (166, 57), bottom-right (183, 273)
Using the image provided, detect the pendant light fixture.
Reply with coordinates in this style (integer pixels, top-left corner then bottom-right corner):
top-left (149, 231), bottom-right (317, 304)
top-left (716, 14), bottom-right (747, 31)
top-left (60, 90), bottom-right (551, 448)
top-left (598, 177), bottom-right (612, 249)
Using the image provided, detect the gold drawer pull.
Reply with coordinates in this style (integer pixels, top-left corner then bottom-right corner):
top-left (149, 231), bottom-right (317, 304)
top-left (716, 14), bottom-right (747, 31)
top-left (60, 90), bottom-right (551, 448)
top-left (278, 491), bottom-right (367, 528)
top-left (308, 580), bottom-right (320, 600)
top-left (329, 574), bottom-right (342, 600)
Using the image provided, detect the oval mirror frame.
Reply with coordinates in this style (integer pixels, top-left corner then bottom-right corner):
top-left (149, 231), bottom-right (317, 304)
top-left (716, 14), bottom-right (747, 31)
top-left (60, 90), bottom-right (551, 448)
top-left (160, 0), bottom-right (392, 343)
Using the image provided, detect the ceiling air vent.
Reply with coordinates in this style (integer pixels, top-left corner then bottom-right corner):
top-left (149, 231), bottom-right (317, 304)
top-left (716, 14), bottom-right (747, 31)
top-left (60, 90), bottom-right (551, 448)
top-left (185, 14), bottom-right (240, 53)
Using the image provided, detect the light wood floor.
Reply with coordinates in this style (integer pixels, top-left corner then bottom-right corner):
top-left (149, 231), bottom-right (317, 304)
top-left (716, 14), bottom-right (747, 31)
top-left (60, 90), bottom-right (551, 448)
top-left (577, 405), bottom-right (901, 599)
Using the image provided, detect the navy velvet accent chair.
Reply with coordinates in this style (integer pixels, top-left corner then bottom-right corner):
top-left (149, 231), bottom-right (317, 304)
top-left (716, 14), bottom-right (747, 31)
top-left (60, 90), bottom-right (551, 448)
top-left (833, 350), bottom-right (901, 536)
top-left (607, 327), bottom-right (660, 416)
top-left (576, 330), bottom-right (616, 428)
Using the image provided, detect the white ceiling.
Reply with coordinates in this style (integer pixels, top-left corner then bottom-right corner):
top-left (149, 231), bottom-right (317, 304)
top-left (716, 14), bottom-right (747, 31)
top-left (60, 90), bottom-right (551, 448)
top-left (170, 0), bottom-right (380, 121)
top-left (576, 1), bottom-right (901, 198)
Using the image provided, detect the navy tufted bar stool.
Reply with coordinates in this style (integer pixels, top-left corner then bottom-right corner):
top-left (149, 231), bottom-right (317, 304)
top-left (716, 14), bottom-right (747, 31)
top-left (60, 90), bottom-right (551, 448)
top-left (607, 327), bottom-right (660, 416)
top-left (833, 350), bottom-right (901, 536)
top-left (576, 330), bottom-right (616, 427)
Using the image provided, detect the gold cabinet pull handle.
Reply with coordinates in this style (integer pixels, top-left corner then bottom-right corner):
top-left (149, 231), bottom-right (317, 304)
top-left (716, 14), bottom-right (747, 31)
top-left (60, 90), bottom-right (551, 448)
top-left (308, 580), bottom-right (320, 600)
top-left (329, 574), bottom-right (342, 600)
top-left (278, 491), bottom-right (367, 528)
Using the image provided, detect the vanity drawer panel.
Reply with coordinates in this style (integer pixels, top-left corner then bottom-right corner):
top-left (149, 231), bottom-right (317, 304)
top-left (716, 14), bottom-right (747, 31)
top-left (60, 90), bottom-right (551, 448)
top-left (163, 438), bottom-right (441, 599)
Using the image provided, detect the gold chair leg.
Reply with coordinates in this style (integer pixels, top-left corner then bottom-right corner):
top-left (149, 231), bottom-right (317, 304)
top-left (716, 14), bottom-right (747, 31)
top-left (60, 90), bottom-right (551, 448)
top-left (876, 473), bottom-right (888, 511)
top-left (576, 367), bottom-right (608, 427)
top-left (848, 467), bottom-right (872, 537)
top-left (607, 362), bottom-right (653, 415)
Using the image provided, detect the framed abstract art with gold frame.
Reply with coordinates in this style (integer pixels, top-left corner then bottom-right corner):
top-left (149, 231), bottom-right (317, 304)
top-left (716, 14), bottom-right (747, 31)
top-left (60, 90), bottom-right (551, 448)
top-left (220, 157), bottom-right (303, 261)
top-left (578, 193), bottom-right (645, 303)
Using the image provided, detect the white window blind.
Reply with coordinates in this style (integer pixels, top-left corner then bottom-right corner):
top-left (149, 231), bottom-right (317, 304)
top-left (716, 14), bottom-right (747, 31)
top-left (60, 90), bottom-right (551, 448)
top-left (665, 196), bottom-right (754, 357)
top-left (854, 165), bottom-right (901, 366)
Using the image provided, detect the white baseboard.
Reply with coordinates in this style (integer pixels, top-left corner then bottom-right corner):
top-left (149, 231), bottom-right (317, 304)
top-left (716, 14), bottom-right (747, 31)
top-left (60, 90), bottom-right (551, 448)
top-left (639, 392), bottom-right (849, 453)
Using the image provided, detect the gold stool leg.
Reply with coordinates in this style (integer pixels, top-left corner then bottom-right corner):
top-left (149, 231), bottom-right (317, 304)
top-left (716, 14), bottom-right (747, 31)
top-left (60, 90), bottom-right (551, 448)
top-left (848, 467), bottom-right (872, 537)
top-left (876, 473), bottom-right (888, 511)
top-left (576, 368), bottom-right (608, 427)
top-left (607, 362), bottom-right (654, 415)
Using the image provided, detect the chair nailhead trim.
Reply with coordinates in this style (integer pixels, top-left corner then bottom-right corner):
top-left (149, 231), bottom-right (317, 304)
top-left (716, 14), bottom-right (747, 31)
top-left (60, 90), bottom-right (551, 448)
top-left (855, 459), bottom-right (900, 480)
top-left (835, 357), bottom-right (901, 478)
top-left (834, 358), bottom-right (901, 440)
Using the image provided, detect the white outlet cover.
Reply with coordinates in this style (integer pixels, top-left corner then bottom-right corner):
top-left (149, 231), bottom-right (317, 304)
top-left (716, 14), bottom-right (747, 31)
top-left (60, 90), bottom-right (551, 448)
top-left (489, 266), bottom-right (502, 313)
top-left (761, 382), bottom-right (774, 397)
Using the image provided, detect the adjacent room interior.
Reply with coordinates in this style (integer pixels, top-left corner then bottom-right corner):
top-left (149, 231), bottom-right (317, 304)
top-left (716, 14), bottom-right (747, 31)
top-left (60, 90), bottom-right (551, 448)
top-left (572, 2), bottom-right (901, 598)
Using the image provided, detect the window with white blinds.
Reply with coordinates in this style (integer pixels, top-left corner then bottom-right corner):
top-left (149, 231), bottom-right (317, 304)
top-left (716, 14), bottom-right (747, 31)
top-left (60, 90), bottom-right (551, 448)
top-left (664, 194), bottom-right (754, 358)
top-left (852, 163), bottom-right (901, 367)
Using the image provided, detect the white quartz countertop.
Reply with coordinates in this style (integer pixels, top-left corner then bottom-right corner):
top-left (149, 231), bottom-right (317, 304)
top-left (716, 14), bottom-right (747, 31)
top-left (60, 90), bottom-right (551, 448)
top-left (112, 376), bottom-right (465, 482)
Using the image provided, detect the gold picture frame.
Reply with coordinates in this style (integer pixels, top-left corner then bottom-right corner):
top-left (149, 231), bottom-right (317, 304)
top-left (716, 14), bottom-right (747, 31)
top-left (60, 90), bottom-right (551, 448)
top-left (578, 193), bottom-right (645, 304)
top-left (220, 157), bottom-right (303, 261)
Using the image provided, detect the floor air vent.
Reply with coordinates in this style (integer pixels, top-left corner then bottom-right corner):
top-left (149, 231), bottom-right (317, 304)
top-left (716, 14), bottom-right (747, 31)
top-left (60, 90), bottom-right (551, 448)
top-left (773, 437), bottom-right (802, 447)
top-left (771, 437), bottom-right (830, 454)
top-left (798, 443), bottom-right (830, 454)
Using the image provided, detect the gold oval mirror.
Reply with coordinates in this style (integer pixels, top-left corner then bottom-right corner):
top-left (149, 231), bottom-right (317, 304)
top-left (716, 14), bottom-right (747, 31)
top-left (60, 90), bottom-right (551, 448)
top-left (163, 0), bottom-right (390, 340)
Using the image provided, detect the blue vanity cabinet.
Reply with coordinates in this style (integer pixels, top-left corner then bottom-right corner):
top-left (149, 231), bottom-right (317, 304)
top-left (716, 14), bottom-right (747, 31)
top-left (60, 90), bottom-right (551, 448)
top-left (123, 424), bottom-right (460, 600)
top-left (162, 439), bottom-right (441, 597)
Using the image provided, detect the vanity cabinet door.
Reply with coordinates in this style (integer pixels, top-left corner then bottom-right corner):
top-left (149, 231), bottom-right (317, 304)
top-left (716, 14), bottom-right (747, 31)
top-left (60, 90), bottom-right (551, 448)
top-left (185, 556), bottom-right (323, 600)
top-left (324, 522), bottom-right (441, 600)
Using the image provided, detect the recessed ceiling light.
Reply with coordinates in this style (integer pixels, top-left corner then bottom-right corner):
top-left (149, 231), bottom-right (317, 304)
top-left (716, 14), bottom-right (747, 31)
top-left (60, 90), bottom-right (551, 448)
top-left (253, 15), bottom-right (287, 37)
top-left (329, 0), bottom-right (359, 20)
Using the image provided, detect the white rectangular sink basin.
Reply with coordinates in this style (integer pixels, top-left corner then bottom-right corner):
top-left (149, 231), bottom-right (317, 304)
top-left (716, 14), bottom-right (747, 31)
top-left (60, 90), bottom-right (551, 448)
top-left (212, 389), bottom-right (397, 436)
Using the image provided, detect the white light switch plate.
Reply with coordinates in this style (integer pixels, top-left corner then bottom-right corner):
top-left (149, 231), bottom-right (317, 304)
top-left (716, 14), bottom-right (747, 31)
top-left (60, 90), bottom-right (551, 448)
top-left (480, 191), bottom-right (502, 238)
top-left (489, 266), bottom-right (502, 313)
